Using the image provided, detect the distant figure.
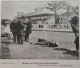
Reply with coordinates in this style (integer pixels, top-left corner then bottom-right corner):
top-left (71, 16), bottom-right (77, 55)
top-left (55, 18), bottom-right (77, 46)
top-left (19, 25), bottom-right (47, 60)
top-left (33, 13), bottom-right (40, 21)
top-left (67, 25), bottom-right (69, 29)
top-left (17, 18), bottom-right (25, 44)
top-left (64, 24), bottom-right (66, 28)
top-left (10, 19), bottom-right (18, 42)
top-left (70, 11), bottom-right (79, 52)
top-left (54, 24), bottom-right (57, 29)
top-left (60, 24), bottom-right (61, 28)
top-left (24, 18), bottom-right (32, 42)
top-left (4, 21), bottom-right (11, 35)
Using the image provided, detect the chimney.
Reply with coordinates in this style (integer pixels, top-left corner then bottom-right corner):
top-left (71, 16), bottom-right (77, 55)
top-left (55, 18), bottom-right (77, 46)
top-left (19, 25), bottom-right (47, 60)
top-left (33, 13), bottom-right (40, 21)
top-left (17, 12), bottom-right (23, 17)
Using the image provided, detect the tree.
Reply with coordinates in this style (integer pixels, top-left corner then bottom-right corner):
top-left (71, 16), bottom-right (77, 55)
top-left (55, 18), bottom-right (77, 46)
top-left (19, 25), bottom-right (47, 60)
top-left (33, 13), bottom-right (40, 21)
top-left (46, 1), bottom-right (70, 24)
top-left (74, 6), bottom-right (79, 11)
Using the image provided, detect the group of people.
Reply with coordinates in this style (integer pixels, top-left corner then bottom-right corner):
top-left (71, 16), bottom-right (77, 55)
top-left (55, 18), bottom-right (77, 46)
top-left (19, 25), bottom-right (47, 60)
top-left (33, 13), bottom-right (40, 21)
top-left (10, 17), bottom-right (32, 44)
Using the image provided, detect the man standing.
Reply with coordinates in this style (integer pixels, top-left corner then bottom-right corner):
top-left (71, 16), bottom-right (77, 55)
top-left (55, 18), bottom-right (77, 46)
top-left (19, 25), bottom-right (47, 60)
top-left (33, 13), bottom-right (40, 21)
top-left (10, 19), bottom-right (18, 42)
top-left (24, 18), bottom-right (32, 42)
top-left (70, 11), bottom-right (79, 52)
top-left (17, 18), bottom-right (25, 44)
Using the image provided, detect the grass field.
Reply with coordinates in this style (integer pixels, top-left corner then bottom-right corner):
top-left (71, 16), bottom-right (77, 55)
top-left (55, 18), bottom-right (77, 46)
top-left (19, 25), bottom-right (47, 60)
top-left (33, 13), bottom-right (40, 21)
top-left (1, 31), bottom-right (79, 59)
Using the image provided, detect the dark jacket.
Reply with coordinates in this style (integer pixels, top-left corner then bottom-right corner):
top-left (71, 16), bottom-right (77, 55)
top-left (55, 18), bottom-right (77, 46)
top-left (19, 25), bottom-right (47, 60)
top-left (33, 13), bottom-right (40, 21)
top-left (71, 16), bottom-right (79, 32)
top-left (17, 21), bottom-right (25, 35)
top-left (25, 20), bottom-right (32, 34)
top-left (10, 22), bottom-right (18, 34)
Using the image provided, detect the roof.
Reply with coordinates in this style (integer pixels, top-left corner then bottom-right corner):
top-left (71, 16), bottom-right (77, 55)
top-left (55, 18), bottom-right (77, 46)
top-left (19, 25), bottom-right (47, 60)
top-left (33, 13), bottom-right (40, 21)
top-left (23, 8), bottom-right (54, 17)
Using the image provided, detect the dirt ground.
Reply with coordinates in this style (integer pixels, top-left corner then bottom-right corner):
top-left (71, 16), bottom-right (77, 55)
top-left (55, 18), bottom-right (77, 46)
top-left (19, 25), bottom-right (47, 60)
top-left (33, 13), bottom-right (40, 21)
top-left (1, 31), bottom-right (79, 59)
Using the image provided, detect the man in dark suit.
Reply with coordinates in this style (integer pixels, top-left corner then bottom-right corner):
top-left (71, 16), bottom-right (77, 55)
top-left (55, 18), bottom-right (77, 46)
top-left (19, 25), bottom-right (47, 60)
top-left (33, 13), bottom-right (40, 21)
top-left (10, 19), bottom-right (18, 42)
top-left (70, 11), bottom-right (79, 52)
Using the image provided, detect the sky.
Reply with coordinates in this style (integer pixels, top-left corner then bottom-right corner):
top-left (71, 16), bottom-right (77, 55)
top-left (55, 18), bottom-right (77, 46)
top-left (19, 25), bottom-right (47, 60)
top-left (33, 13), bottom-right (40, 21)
top-left (1, 1), bottom-right (78, 20)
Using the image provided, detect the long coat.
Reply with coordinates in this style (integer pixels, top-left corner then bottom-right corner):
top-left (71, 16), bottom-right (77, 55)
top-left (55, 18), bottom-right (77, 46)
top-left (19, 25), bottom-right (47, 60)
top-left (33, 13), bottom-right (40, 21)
top-left (25, 20), bottom-right (32, 34)
top-left (17, 21), bottom-right (25, 35)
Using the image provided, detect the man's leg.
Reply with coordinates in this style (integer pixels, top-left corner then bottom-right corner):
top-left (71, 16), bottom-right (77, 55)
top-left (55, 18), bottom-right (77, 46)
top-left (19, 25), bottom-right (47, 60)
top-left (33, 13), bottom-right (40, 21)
top-left (14, 34), bottom-right (17, 42)
top-left (21, 35), bottom-right (23, 44)
top-left (26, 34), bottom-right (29, 42)
top-left (74, 32), bottom-right (79, 52)
top-left (75, 37), bottom-right (79, 51)
top-left (75, 33), bottom-right (79, 52)
top-left (17, 35), bottom-right (20, 44)
top-left (25, 33), bottom-right (29, 42)
top-left (13, 33), bottom-right (16, 42)
top-left (24, 33), bottom-right (27, 41)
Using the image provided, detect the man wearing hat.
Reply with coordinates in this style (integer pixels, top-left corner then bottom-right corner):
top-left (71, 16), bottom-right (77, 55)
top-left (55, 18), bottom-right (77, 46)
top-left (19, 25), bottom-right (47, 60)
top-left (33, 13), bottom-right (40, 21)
top-left (17, 18), bottom-right (25, 44)
top-left (70, 10), bottom-right (79, 52)
top-left (10, 19), bottom-right (18, 42)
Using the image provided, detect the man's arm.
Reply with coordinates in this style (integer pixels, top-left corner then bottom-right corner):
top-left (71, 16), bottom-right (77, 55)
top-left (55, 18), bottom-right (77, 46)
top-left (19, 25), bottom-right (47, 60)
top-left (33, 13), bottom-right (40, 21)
top-left (71, 24), bottom-right (79, 32)
top-left (10, 22), bottom-right (13, 31)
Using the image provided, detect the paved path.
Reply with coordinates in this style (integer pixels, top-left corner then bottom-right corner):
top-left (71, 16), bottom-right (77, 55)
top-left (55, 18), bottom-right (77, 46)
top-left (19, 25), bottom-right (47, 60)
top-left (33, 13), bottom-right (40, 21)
top-left (2, 41), bottom-right (78, 59)
top-left (32, 28), bottom-right (73, 32)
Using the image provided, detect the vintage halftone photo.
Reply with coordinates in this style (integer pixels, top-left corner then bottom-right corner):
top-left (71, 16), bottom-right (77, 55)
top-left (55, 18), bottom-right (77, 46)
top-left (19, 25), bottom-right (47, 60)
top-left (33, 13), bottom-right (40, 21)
top-left (0, 0), bottom-right (79, 59)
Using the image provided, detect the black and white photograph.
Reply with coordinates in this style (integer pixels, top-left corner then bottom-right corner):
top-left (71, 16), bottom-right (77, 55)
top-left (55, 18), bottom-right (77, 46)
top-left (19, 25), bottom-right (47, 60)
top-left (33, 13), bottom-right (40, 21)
top-left (0, 0), bottom-right (79, 60)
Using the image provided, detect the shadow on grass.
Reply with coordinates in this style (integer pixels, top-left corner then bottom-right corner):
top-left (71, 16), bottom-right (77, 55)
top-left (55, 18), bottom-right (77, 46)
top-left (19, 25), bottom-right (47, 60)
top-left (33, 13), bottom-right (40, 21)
top-left (53, 48), bottom-right (79, 57)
